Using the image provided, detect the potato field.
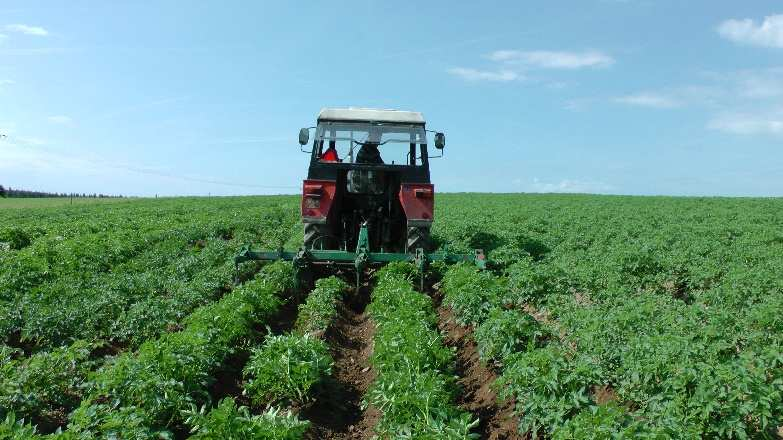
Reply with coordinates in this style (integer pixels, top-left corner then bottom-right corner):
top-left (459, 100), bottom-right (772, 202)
top-left (1, 194), bottom-right (782, 439)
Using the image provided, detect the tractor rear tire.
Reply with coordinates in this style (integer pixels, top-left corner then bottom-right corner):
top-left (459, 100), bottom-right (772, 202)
top-left (406, 226), bottom-right (431, 253)
top-left (304, 223), bottom-right (329, 250)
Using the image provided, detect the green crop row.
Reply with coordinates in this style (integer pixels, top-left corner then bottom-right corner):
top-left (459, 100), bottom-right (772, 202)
top-left (0, 203), bottom-right (300, 433)
top-left (0, 247), bottom-right (262, 431)
top-left (365, 262), bottom-right (478, 439)
top-left (7, 238), bottom-right (237, 349)
top-left (441, 258), bottom-right (783, 438)
top-left (0, 342), bottom-right (94, 432)
top-left (243, 276), bottom-right (346, 406)
top-left (183, 398), bottom-right (309, 440)
top-left (294, 276), bottom-right (347, 336)
top-left (57, 261), bottom-right (294, 438)
top-left (1, 206), bottom-right (296, 349)
top-left (185, 276), bottom-right (348, 439)
top-left (0, 261), bottom-right (300, 440)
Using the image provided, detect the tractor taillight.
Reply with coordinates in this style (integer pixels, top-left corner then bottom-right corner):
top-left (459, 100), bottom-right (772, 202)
top-left (302, 180), bottom-right (336, 220)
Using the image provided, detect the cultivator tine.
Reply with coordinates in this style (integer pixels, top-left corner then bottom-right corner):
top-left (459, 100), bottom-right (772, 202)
top-left (414, 248), bottom-right (427, 292)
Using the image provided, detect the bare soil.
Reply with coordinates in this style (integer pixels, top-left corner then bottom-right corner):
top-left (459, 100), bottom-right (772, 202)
top-left (434, 296), bottom-right (525, 440)
top-left (592, 384), bottom-right (618, 405)
top-left (302, 285), bottom-right (378, 439)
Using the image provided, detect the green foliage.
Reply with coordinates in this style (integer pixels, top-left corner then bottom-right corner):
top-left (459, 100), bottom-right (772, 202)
top-left (504, 258), bottom-right (569, 306)
top-left (0, 341), bottom-right (93, 425)
top-left (366, 266), bottom-right (478, 439)
top-left (243, 333), bottom-right (332, 404)
top-left (68, 405), bottom-right (169, 440)
top-left (473, 309), bottom-right (545, 366)
top-left (440, 264), bottom-right (503, 326)
top-left (68, 262), bottom-right (293, 436)
top-left (295, 276), bottom-right (347, 335)
top-left (497, 346), bottom-right (604, 436)
top-left (0, 413), bottom-right (39, 439)
top-left (552, 404), bottom-right (656, 440)
top-left (0, 226), bottom-right (44, 250)
top-left (184, 398), bottom-right (309, 440)
top-left (376, 260), bottom-right (420, 282)
top-left (4, 193), bottom-right (783, 437)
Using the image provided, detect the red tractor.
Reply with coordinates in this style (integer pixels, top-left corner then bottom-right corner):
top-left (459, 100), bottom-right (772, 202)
top-left (299, 107), bottom-right (441, 255)
top-left (237, 108), bottom-right (484, 288)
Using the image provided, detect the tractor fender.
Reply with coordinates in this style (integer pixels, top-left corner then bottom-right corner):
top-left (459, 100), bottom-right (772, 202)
top-left (398, 183), bottom-right (434, 226)
top-left (301, 179), bottom-right (336, 223)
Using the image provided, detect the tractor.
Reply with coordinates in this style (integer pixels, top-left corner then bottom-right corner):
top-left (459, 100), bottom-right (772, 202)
top-left (236, 108), bottom-right (485, 289)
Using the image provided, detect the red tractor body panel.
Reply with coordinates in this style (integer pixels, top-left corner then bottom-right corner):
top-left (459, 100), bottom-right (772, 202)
top-left (301, 179), bottom-right (337, 222)
top-left (398, 183), bottom-right (434, 224)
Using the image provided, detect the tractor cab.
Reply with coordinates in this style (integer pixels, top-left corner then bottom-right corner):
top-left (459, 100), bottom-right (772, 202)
top-left (297, 108), bottom-right (445, 254)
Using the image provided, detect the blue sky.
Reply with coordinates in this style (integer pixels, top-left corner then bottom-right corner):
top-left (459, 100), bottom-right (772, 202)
top-left (1, 1), bottom-right (781, 197)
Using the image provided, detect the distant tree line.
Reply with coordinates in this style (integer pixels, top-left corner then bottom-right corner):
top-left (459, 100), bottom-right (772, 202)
top-left (0, 185), bottom-right (123, 199)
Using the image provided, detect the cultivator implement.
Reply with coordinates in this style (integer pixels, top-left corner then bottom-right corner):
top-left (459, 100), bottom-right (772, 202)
top-left (236, 223), bottom-right (486, 290)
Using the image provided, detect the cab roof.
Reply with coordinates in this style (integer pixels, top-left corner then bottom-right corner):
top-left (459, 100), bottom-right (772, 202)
top-left (318, 107), bottom-right (425, 125)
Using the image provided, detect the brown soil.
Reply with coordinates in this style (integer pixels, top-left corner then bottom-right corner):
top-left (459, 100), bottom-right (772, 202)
top-left (302, 285), bottom-right (378, 439)
top-left (435, 300), bottom-right (525, 440)
top-left (206, 350), bottom-right (253, 408)
top-left (592, 384), bottom-right (618, 405)
top-left (4, 330), bottom-right (36, 356)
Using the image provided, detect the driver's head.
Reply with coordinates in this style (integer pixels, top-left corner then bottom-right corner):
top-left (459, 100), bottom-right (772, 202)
top-left (367, 128), bottom-right (381, 144)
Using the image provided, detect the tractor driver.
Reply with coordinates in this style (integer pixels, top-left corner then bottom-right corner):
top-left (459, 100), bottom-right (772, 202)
top-left (356, 128), bottom-right (383, 164)
top-left (320, 140), bottom-right (339, 162)
top-left (356, 142), bottom-right (383, 164)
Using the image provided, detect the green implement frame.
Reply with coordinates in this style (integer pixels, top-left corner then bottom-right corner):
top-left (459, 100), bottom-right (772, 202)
top-left (235, 223), bottom-right (486, 290)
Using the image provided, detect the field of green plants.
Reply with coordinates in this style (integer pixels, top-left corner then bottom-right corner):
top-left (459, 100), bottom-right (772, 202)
top-left (1, 194), bottom-right (782, 439)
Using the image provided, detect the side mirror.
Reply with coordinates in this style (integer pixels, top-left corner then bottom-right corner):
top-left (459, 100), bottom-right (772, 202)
top-left (434, 132), bottom-right (445, 150)
top-left (298, 128), bottom-right (310, 146)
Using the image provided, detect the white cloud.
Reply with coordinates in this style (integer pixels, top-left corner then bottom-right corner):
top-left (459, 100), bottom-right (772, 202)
top-left (4, 24), bottom-right (49, 36)
top-left (513, 177), bottom-right (613, 194)
top-left (14, 136), bottom-right (47, 146)
top-left (47, 115), bottom-right (72, 124)
top-left (707, 109), bottom-right (783, 135)
top-left (0, 141), bottom-right (97, 174)
top-left (563, 98), bottom-right (596, 111)
top-left (735, 68), bottom-right (783, 98)
top-left (488, 50), bottom-right (614, 69)
top-left (614, 92), bottom-right (681, 109)
top-left (447, 67), bottom-right (521, 82)
top-left (717, 14), bottom-right (783, 48)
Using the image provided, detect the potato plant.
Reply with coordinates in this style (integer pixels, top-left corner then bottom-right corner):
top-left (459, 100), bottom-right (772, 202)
top-left (243, 334), bottom-right (333, 404)
top-left (184, 397), bottom-right (309, 440)
top-left (294, 276), bottom-right (347, 336)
